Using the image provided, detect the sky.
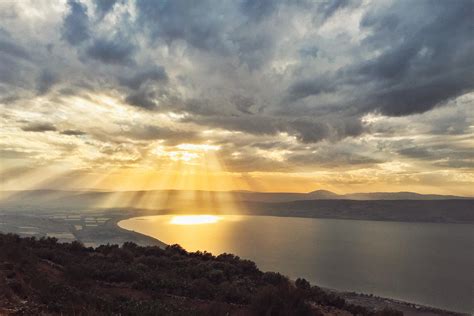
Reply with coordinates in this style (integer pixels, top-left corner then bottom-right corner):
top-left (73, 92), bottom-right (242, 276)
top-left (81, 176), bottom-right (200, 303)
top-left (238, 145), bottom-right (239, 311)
top-left (0, 0), bottom-right (473, 195)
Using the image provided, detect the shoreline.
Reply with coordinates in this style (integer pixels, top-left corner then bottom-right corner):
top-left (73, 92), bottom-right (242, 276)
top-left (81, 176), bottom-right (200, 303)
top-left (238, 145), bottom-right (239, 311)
top-left (0, 209), bottom-right (469, 315)
top-left (327, 290), bottom-right (468, 316)
top-left (117, 215), bottom-right (469, 316)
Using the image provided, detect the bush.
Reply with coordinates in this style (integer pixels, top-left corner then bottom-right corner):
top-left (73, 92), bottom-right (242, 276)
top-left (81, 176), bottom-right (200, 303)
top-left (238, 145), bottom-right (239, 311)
top-left (295, 278), bottom-right (311, 290)
top-left (190, 278), bottom-right (215, 299)
top-left (207, 269), bottom-right (225, 283)
top-left (376, 307), bottom-right (404, 316)
top-left (251, 284), bottom-right (314, 316)
top-left (262, 272), bottom-right (288, 285)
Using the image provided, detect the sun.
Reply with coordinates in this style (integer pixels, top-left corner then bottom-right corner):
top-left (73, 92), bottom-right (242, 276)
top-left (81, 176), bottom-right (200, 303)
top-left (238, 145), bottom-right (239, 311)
top-left (170, 215), bottom-right (221, 225)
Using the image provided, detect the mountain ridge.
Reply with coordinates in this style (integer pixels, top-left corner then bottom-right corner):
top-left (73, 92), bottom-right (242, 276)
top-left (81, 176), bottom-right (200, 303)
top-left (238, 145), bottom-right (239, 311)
top-left (1, 189), bottom-right (471, 200)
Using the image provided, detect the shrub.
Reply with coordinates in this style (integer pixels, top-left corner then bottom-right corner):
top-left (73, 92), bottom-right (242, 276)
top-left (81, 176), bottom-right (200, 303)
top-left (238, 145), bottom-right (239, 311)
top-left (295, 278), bottom-right (311, 290)
top-left (262, 272), bottom-right (288, 286)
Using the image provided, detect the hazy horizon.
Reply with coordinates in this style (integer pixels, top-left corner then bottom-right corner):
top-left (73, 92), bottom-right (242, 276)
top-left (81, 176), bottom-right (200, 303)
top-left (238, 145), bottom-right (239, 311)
top-left (1, 187), bottom-right (473, 198)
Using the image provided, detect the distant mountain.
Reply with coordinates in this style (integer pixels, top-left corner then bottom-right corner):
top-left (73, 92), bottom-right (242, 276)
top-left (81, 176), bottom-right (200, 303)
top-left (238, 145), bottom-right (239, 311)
top-left (244, 199), bottom-right (474, 224)
top-left (0, 189), bottom-right (470, 213)
top-left (307, 190), bottom-right (340, 199)
top-left (0, 189), bottom-right (472, 224)
top-left (342, 191), bottom-right (468, 200)
top-left (235, 190), bottom-right (470, 202)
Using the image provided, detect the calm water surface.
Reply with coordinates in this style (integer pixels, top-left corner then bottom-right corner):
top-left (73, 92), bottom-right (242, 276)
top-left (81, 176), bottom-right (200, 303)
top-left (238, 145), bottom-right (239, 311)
top-left (119, 215), bottom-right (474, 313)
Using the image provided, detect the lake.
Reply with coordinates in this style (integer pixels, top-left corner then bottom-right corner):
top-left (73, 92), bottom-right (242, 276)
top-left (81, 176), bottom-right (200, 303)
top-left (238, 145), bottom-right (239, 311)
top-left (119, 215), bottom-right (474, 313)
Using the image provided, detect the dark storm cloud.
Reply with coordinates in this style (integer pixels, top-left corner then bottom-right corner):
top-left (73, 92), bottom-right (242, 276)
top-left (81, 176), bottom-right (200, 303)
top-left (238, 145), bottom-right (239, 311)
top-left (95, 0), bottom-right (120, 19)
top-left (178, 99), bottom-right (365, 143)
top-left (134, 0), bottom-right (279, 69)
top-left (61, 0), bottom-right (90, 46)
top-left (397, 147), bottom-right (432, 159)
top-left (287, 0), bottom-right (474, 118)
top-left (397, 145), bottom-right (474, 169)
top-left (125, 91), bottom-right (158, 110)
top-left (355, 0), bottom-right (474, 116)
top-left (231, 95), bottom-right (255, 114)
top-left (85, 37), bottom-right (136, 64)
top-left (218, 136), bottom-right (380, 172)
top-left (122, 124), bottom-right (199, 144)
top-left (240, 0), bottom-right (356, 23)
top-left (289, 117), bottom-right (364, 143)
top-left (240, 0), bottom-right (280, 22)
top-left (181, 98), bottom-right (224, 116)
top-left (119, 67), bottom-right (168, 89)
top-left (136, 0), bottom-right (231, 53)
top-left (287, 74), bottom-right (338, 102)
top-left (1, 0), bottom-right (472, 171)
top-left (61, 0), bottom-right (471, 145)
top-left (21, 123), bottom-right (57, 132)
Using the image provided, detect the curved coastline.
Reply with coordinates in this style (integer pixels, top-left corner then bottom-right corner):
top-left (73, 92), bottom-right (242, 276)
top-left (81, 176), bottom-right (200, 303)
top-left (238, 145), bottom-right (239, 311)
top-left (117, 214), bottom-right (469, 315)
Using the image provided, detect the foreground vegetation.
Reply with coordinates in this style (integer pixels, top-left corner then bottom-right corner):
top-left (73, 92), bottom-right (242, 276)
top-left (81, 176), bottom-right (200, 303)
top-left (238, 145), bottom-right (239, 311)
top-left (0, 233), bottom-right (402, 315)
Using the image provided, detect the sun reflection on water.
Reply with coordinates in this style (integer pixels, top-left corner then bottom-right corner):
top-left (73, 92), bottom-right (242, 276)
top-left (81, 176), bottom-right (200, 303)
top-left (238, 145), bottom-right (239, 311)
top-left (169, 215), bottom-right (221, 225)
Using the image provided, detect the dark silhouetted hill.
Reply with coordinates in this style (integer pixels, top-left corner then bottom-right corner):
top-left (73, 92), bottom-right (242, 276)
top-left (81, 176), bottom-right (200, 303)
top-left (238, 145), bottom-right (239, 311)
top-left (0, 233), bottom-right (404, 316)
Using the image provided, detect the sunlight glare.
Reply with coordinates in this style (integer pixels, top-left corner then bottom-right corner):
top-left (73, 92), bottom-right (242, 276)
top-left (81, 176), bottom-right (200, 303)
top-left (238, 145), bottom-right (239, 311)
top-left (170, 215), bottom-right (221, 225)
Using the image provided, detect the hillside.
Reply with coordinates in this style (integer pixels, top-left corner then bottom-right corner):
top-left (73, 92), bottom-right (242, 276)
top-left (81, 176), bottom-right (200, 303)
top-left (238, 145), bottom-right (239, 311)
top-left (245, 199), bottom-right (474, 224)
top-left (0, 190), bottom-right (471, 213)
top-left (0, 233), bottom-right (404, 316)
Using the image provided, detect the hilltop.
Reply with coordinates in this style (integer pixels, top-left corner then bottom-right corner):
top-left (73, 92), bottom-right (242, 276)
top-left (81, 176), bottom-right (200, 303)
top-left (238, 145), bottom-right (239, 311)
top-left (0, 233), bottom-right (403, 316)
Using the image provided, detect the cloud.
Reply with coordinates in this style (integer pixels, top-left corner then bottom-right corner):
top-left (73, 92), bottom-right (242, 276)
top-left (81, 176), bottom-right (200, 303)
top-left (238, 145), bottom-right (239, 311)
top-left (85, 36), bottom-right (136, 64)
top-left (318, 0), bottom-right (354, 20)
top-left (36, 69), bottom-right (58, 95)
top-left (0, 149), bottom-right (31, 160)
top-left (136, 0), bottom-right (233, 53)
top-left (119, 67), bottom-right (168, 89)
top-left (0, 0), bottom-right (473, 192)
top-left (287, 0), bottom-right (474, 117)
top-left (21, 123), bottom-right (57, 132)
top-left (123, 124), bottom-right (199, 144)
top-left (0, 28), bottom-right (33, 93)
top-left (231, 95), bottom-right (255, 114)
top-left (357, 0), bottom-right (474, 116)
top-left (184, 115), bottom-right (284, 136)
top-left (61, 129), bottom-right (86, 136)
top-left (61, 0), bottom-right (90, 46)
top-left (398, 145), bottom-right (474, 169)
top-left (289, 116), bottom-right (364, 143)
top-left (125, 90), bottom-right (158, 110)
top-left (240, 0), bottom-right (279, 22)
top-left (95, 0), bottom-right (120, 19)
top-left (0, 29), bottom-right (31, 61)
top-left (287, 74), bottom-right (338, 102)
